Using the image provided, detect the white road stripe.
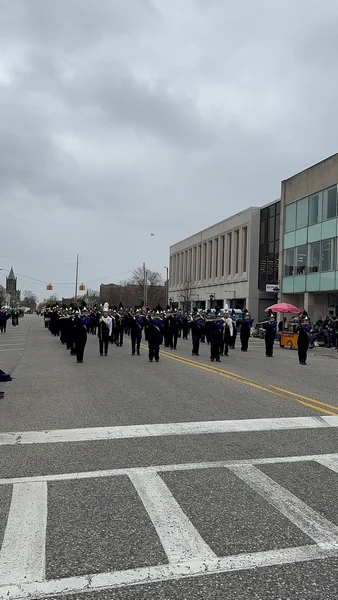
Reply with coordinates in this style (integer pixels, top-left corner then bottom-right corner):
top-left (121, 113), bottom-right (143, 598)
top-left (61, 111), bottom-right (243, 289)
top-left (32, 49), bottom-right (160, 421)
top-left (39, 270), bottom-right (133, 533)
top-left (129, 471), bottom-right (216, 562)
top-left (0, 348), bottom-right (25, 352)
top-left (0, 452), bottom-right (336, 486)
top-left (229, 464), bottom-right (338, 548)
top-left (0, 416), bottom-right (337, 446)
top-left (315, 454), bottom-right (338, 474)
top-left (0, 482), bottom-right (47, 586)
top-left (0, 545), bottom-right (335, 600)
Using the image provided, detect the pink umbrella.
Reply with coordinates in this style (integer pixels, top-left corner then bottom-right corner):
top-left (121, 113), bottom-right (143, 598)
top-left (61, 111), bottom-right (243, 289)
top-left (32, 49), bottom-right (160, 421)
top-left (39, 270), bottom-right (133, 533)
top-left (265, 302), bottom-right (302, 314)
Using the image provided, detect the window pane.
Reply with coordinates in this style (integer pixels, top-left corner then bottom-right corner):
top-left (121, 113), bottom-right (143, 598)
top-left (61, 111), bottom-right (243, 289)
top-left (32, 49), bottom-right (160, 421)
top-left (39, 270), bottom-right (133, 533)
top-left (276, 202), bottom-right (281, 215)
top-left (268, 242), bottom-right (274, 254)
top-left (323, 186), bottom-right (337, 220)
top-left (308, 241), bottom-right (320, 273)
top-left (285, 203), bottom-right (296, 233)
top-left (275, 214), bottom-right (280, 240)
top-left (308, 192), bottom-right (322, 225)
top-left (261, 208), bottom-right (269, 220)
top-left (260, 220), bottom-right (266, 243)
top-left (296, 197), bottom-right (308, 229)
top-left (268, 204), bottom-right (275, 217)
top-left (284, 248), bottom-right (295, 276)
top-left (296, 245), bottom-right (307, 275)
top-left (267, 217), bottom-right (275, 242)
top-left (321, 238), bottom-right (335, 272)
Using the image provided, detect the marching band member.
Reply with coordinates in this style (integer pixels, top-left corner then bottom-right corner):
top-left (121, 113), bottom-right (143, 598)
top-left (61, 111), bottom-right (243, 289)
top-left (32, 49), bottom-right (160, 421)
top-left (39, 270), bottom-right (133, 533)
top-left (98, 303), bottom-right (113, 356)
top-left (147, 310), bottom-right (163, 362)
top-left (262, 314), bottom-right (277, 357)
top-left (190, 312), bottom-right (204, 356)
top-left (129, 309), bottom-right (145, 356)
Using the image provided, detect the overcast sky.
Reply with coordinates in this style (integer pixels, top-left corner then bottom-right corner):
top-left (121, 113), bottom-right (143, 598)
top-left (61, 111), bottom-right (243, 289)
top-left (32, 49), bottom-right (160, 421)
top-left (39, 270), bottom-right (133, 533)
top-left (1, 0), bottom-right (338, 300)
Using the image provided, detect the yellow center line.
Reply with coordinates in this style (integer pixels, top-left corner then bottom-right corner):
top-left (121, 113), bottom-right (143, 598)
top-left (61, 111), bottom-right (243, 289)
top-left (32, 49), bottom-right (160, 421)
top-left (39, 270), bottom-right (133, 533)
top-left (139, 343), bottom-right (338, 416)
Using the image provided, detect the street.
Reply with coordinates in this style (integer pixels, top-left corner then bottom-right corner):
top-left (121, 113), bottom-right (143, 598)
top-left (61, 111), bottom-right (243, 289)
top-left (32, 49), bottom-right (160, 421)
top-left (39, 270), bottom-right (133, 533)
top-left (1, 316), bottom-right (338, 599)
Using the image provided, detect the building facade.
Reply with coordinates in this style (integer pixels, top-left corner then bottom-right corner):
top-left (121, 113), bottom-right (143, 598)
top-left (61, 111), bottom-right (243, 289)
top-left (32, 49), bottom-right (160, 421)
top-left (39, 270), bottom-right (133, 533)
top-left (258, 199), bottom-right (281, 317)
top-left (169, 207), bottom-right (262, 317)
top-left (280, 153), bottom-right (338, 320)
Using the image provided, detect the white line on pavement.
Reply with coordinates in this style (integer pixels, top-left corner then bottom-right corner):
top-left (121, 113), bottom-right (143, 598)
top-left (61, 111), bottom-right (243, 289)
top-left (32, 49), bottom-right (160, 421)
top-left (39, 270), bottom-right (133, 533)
top-left (315, 455), bottom-right (338, 474)
top-left (0, 545), bottom-right (336, 600)
top-left (129, 471), bottom-right (216, 563)
top-left (1, 452), bottom-right (337, 486)
top-left (0, 416), bottom-right (337, 446)
top-left (0, 482), bottom-right (47, 586)
top-left (0, 348), bottom-right (25, 352)
top-left (229, 464), bottom-right (338, 548)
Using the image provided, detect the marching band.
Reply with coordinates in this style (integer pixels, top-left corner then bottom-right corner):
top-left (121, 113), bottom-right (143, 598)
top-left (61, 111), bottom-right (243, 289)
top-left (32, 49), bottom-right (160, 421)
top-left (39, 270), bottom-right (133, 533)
top-left (43, 302), bottom-right (256, 364)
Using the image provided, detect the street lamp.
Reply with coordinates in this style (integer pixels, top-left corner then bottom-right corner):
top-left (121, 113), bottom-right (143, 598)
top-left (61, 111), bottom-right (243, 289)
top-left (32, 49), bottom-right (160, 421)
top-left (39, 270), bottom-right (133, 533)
top-left (164, 266), bottom-right (169, 307)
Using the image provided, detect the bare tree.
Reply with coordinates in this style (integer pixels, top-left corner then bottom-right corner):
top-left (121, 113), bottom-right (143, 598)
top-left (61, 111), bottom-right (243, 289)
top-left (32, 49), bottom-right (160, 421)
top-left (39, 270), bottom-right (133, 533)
top-left (177, 277), bottom-right (197, 312)
top-left (22, 290), bottom-right (38, 311)
top-left (45, 294), bottom-right (59, 306)
top-left (128, 267), bottom-right (165, 308)
top-left (82, 288), bottom-right (100, 308)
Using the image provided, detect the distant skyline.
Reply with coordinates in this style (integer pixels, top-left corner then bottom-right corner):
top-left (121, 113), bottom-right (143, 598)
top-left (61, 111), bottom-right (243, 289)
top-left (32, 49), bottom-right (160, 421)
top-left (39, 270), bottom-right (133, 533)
top-left (1, 0), bottom-right (338, 300)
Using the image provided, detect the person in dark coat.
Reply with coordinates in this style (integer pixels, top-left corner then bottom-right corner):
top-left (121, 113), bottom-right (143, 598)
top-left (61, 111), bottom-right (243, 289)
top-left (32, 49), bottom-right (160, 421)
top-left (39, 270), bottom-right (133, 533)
top-left (129, 310), bottom-right (145, 356)
top-left (294, 321), bottom-right (309, 365)
top-left (190, 314), bottom-right (203, 356)
top-left (147, 312), bottom-right (163, 362)
top-left (98, 304), bottom-right (113, 356)
top-left (206, 315), bottom-right (223, 362)
top-left (73, 311), bottom-right (88, 363)
top-left (239, 313), bottom-right (253, 352)
top-left (263, 315), bottom-right (277, 357)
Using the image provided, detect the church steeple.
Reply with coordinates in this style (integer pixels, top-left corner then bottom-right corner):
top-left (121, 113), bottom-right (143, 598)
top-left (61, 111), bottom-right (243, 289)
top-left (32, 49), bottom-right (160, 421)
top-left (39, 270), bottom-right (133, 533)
top-left (8, 267), bottom-right (15, 280)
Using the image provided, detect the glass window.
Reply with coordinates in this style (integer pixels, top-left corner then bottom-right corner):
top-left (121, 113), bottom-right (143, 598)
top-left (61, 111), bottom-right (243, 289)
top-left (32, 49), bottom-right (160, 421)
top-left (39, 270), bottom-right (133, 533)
top-left (268, 217), bottom-right (275, 242)
top-left (285, 203), bottom-right (296, 233)
top-left (234, 230), bottom-right (239, 274)
top-left (296, 245), bottom-right (307, 275)
top-left (268, 204), bottom-right (275, 217)
top-left (308, 241), bottom-right (320, 273)
top-left (260, 220), bottom-right (266, 243)
top-left (284, 248), bottom-right (295, 276)
top-left (261, 208), bottom-right (268, 220)
top-left (227, 234), bottom-right (232, 276)
top-left (321, 238), bottom-right (335, 272)
top-left (296, 197), bottom-right (308, 229)
top-left (276, 202), bottom-right (281, 215)
top-left (275, 213), bottom-right (280, 240)
top-left (308, 192), bottom-right (322, 225)
top-left (323, 186), bottom-right (337, 221)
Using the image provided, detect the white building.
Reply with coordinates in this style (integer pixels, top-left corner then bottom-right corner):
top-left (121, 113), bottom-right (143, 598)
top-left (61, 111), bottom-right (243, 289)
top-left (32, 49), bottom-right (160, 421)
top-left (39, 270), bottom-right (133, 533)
top-left (169, 207), bottom-right (262, 316)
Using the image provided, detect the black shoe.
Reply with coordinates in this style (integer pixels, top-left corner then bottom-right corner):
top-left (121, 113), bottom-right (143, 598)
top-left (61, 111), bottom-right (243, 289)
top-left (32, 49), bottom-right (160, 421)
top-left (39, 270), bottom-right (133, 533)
top-left (210, 357), bottom-right (214, 362)
top-left (105, 353), bottom-right (108, 356)
top-left (77, 360), bottom-right (83, 363)
top-left (155, 358), bottom-right (159, 362)
top-left (137, 352), bottom-right (140, 356)
top-left (216, 357), bottom-right (221, 362)
top-left (195, 353), bottom-right (199, 356)
top-left (224, 353), bottom-right (229, 357)
top-left (149, 359), bottom-right (153, 362)
top-left (100, 354), bottom-right (103, 356)
top-left (132, 352), bottom-right (135, 355)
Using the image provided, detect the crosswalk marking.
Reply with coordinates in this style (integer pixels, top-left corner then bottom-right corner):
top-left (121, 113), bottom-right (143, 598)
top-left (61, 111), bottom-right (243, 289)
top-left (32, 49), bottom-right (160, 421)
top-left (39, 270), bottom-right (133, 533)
top-left (315, 455), bottom-right (338, 474)
top-left (1, 416), bottom-right (338, 446)
top-left (1, 453), bottom-right (338, 598)
top-left (129, 471), bottom-right (216, 562)
top-left (229, 464), bottom-right (338, 549)
top-left (1, 452), bottom-right (338, 486)
top-left (0, 482), bottom-right (47, 586)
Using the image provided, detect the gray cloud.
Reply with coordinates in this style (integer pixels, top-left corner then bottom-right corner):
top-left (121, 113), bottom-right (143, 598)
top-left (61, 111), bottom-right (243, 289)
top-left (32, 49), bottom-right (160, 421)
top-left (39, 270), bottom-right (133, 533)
top-left (0, 0), bottom-right (337, 299)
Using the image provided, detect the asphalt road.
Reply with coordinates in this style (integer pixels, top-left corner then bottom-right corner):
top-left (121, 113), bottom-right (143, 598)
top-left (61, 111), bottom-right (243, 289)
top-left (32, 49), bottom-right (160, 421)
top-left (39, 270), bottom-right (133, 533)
top-left (0, 316), bottom-right (338, 600)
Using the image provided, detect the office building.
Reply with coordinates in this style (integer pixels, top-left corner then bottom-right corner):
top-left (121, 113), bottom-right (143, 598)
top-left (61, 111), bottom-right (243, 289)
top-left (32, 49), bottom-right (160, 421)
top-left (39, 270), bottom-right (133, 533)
top-left (169, 208), bottom-right (262, 316)
top-left (280, 153), bottom-right (338, 320)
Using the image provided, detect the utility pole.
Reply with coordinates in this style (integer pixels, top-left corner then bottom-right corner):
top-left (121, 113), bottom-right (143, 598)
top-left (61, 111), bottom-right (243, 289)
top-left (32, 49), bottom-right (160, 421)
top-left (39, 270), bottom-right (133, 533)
top-left (143, 262), bottom-right (147, 308)
top-left (75, 254), bottom-right (79, 301)
top-left (164, 266), bottom-right (169, 307)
